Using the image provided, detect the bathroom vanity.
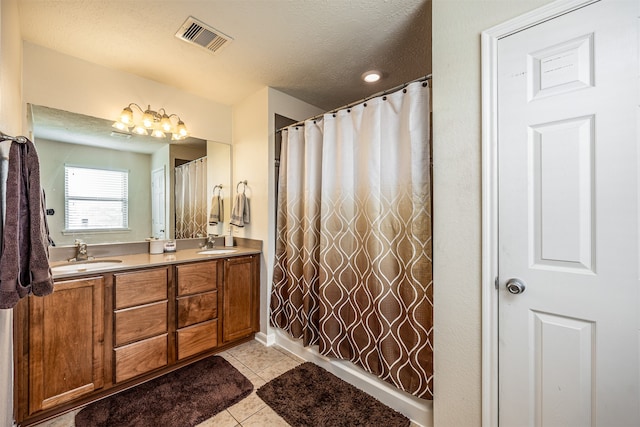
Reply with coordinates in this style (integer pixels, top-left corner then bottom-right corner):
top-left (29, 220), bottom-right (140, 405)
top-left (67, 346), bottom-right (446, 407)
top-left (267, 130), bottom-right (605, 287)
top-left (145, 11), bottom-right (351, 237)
top-left (12, 244), bottom-right (260, 426)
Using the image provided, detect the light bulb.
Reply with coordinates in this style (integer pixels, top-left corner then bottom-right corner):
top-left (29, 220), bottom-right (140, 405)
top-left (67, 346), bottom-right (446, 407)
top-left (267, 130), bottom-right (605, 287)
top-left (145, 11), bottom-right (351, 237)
top-left (151, 129), bottom-right (166, 138)
top-left (112, 121), bottom-right (129, 131)
top-left (176, 120), bottom-right (188, 137)
top-left (160, 114), bottom-right (172, 132)
top-left (119, 107), bottom-right (133, 124)
top-left (132, 125), bottom-right (148, 135)
top-left (142, 108), bottom-right (155, 128)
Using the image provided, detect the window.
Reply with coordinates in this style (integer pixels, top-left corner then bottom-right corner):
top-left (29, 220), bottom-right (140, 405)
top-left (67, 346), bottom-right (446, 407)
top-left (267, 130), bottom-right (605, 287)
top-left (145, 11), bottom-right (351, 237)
top-left (65, 166), bottom-right (129, 231)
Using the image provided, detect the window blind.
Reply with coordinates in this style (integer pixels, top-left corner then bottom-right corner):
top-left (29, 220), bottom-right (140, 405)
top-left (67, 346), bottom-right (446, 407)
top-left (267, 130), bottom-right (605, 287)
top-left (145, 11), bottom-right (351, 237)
top-left (65, 166), bottom-right (129, 230)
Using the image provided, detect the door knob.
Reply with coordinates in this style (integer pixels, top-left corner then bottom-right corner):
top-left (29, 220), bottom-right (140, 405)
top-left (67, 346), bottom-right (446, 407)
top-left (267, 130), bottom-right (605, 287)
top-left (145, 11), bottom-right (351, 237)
top-left (506, 278), bottom-right (526, 295)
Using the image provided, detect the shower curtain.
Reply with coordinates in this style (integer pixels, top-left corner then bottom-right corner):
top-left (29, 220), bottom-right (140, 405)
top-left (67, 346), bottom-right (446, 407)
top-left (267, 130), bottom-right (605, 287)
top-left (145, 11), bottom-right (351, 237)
top-left (175, 157), bottom-right (207, 239)
top-left (271, 80), bottom-right (433, 399)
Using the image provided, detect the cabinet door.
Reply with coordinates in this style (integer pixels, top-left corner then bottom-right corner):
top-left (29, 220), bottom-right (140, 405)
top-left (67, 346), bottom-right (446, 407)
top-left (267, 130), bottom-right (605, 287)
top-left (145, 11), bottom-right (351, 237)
top-left (29, 276), bottom-right (104, 414)
top-left (223, 256), bottom-right (259, 343)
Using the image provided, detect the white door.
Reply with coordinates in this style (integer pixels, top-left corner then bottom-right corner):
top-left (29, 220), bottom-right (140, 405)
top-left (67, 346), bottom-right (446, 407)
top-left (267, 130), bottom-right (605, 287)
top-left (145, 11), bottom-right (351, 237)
top-left (151, 167), bottom-right (166, 239)
top-left (498, 1), bottom-right (639, 425)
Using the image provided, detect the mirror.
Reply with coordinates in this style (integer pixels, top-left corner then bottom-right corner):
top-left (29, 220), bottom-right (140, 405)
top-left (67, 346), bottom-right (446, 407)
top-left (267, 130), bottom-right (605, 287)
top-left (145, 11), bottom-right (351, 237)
top-left (29, 104), bottom-right (232, 246)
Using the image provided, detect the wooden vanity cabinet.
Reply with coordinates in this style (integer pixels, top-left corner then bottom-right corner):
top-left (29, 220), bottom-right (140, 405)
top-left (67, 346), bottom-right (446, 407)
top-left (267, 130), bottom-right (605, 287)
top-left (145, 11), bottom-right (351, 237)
top-left (222, 255), bottom-right (260, 343)
top-left (25, 276), bottom-right (105, 415)
top-left (112, 267), bottom-right (169, 383)
top-left (14, 252), bottom-right (260, 426)
top-left (175, 261), bottom-right (220, 360)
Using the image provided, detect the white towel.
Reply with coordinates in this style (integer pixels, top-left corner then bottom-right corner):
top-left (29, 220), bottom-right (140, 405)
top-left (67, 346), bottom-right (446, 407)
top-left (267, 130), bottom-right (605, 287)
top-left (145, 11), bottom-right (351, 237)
top-left (230, 193), bottom-right (250, 227)
top-left (209, 195), bottom-right (223, 225)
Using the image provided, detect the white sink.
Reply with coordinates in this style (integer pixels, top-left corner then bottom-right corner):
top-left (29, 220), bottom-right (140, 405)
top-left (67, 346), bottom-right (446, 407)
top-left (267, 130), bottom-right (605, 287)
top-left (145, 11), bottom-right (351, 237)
top-left (197, 249), bottom-right (237, 255)
top-left (51, 260), bottom-right (123, 273)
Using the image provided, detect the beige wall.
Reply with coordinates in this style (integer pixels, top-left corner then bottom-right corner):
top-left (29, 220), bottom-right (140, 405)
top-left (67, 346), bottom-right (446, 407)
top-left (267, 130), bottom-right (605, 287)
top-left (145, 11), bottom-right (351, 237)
top-left (431, 1), bottom-right (551, 425)
top-left (22, 43), bottom-right (232, 144)
top-left (206, 141), bottom-right (232, 237)
top-left (0, 0), bottom-right (21, 136)
top-left (232, 87), bottom-right (271, 334)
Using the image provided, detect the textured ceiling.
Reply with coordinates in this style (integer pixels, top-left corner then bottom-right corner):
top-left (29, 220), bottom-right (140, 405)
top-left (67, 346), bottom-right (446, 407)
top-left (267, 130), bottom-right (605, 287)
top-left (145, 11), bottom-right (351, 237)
top-left (17, 0), bottom-right (431, 112)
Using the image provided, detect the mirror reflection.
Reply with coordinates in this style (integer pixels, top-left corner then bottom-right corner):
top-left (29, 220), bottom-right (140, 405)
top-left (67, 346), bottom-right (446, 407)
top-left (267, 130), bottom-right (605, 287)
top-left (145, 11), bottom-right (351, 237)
top-left (29, 104), bottom-right (231, 246)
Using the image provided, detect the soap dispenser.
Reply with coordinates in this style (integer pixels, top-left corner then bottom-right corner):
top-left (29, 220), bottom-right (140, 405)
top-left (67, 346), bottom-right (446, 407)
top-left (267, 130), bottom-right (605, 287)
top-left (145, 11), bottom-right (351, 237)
top-left (225, 227), bottom-right (234, 247)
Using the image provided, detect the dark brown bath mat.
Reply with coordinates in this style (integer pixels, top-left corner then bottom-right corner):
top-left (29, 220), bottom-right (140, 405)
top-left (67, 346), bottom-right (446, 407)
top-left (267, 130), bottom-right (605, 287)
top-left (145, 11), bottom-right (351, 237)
top-left (257, 362), bottom-right (410, 427)
top-left (75, 355), bottom-right (253, 426)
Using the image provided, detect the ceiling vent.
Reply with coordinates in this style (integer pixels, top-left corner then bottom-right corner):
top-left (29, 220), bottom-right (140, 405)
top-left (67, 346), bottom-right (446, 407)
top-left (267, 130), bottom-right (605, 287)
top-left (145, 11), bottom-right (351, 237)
top-left (175, 16), bottom-right (233, 54)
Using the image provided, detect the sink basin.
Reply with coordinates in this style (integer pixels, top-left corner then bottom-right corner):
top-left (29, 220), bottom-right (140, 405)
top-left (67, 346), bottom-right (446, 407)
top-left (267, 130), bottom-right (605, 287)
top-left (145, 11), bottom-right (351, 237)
top-left (197, 249), bottom-right (237, 255)
top-left (51, 259), bottom-right (123, 273)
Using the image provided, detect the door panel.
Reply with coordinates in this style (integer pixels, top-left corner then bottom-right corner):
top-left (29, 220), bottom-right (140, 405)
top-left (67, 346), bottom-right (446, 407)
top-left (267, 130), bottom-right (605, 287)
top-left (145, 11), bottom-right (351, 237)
top-left (532, 311), bottom-right (594, 427)
top-left (531, 115), bottom-right (595, 272)
top-left (497, 1), bottom-right (639, 425)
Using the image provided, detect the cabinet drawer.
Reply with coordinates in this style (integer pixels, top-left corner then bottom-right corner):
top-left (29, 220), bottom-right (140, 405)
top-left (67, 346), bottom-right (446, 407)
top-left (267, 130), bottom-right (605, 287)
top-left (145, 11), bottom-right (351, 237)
top-left (114, 334), bottom-right (168, 383)
top-left (176, 262), bottom-right (217, 296)
top-left (114, 301), bottom-right (167, 346)
top-left (115, 268), bottom-right (167, 309)
top-left (177, 319), bottom-right (218, 360)
top-left (177, 291), bottom-right (217, 328)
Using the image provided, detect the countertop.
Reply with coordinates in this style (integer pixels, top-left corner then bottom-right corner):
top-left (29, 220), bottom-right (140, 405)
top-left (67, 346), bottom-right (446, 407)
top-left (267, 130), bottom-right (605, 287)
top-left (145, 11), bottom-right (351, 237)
top-left (49, 246), bottom-right (262, 280)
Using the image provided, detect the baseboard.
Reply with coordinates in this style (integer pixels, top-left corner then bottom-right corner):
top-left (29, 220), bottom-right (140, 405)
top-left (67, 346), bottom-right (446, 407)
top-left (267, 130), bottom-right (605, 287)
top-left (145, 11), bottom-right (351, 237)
top-left (269, 329), bottom-right (433, 427)
top-left (254, 331), bottom-right (275, 346)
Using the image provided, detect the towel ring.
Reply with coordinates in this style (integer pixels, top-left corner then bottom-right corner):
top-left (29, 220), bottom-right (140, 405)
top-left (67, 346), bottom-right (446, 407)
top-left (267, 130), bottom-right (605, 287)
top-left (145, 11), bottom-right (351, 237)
top-left (0, 131), bottom-right (28, 144)
top-left (237, 180), bottom-right (248, 194)
top-left (213, 184), bottom-right (223, 196)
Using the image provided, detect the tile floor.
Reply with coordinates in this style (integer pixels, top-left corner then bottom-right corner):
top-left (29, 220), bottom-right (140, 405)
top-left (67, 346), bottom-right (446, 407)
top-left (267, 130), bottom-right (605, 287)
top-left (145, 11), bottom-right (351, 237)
top-left (32, 340), bottom-right (419, 427)
top-left (33, 340), bottom-right (302, 427)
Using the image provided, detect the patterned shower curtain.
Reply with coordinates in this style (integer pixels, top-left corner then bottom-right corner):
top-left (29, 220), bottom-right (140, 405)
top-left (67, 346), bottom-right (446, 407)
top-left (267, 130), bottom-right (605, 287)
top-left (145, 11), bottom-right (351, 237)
top-left (175, 157), bottom-right (207, 239)
top-left (271, 80), bottom-right (433, 399)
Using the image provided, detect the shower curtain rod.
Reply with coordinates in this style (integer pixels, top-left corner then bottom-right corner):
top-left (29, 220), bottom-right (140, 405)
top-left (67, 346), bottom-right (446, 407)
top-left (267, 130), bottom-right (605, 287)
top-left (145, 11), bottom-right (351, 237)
top-left (277, 74), bottom-right (432, 132)
top-left (176, 155), bottom-right (207, 167)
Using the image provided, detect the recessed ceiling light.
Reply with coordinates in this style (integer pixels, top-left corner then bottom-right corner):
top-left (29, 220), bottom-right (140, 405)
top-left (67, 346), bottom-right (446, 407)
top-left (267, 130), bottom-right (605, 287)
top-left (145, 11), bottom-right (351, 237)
top-left (362, 70), bottom-right (382, 83)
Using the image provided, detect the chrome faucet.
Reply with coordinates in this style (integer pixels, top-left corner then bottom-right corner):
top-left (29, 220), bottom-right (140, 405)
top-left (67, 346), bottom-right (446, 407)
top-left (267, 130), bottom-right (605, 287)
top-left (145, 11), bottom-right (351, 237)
top-left (201, 234), bottom-right (218, 249)
top-left (70, 239), bottom-right (90, 262)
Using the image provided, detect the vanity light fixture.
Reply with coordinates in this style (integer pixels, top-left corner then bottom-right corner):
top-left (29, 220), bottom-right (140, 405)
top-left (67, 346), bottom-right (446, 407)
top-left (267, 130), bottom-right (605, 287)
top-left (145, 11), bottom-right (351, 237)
top-left (362, 70), bottom-right (382, 83)
top-left (112, 103), bottom-right (189, 140)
